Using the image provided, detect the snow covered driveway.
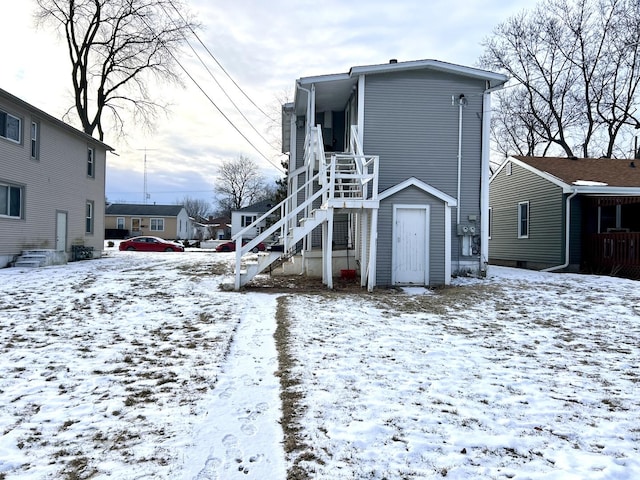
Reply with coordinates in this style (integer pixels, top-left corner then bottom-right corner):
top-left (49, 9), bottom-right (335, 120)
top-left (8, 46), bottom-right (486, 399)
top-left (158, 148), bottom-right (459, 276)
top-left (0, 247), bottom-right (639, 479)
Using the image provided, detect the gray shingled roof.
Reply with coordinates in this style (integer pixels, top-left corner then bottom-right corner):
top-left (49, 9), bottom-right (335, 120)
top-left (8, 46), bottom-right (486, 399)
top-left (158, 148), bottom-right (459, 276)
top-left (237, 200), bottom-right (275, 213)
top-left (105, 204), bottom-right (185, 216)
top-left (0, 88), bottom-right (113, 152)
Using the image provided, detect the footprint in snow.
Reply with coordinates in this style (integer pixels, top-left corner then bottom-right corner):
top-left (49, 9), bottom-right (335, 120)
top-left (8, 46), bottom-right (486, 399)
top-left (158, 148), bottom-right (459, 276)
top-left (222, 434), bottom-right (243, 467)
top-left (241, 422), bottom-right (258, 436)
top-left (218, 385), bottom-right (234, 400)
top-left (241, 374), bottom-right (261, 387)
top-left (194, 456), bottom-right (222, 480)
top-left (238, 402), bottom-right (269, 436)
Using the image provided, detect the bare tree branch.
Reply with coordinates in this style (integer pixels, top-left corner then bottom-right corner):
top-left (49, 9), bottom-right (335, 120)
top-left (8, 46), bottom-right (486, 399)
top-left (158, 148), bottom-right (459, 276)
top-left (481, 0), bottom-right (640, 158)
top-left (34, 0), bottom-right (200, 141)
top-left (214, 156), bottom-right (270, 217)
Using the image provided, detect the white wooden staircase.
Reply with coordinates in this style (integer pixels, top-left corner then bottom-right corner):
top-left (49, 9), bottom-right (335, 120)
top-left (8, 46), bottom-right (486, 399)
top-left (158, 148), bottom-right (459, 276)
top-left (233, 126), bottom-right (379, 290)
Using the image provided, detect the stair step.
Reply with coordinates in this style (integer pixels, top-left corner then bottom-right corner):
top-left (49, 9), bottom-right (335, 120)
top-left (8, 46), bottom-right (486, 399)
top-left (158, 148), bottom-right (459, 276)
top-left (13, 249), bottom-right (68, 268)
top-left (14, 259), bottom-right (45, 268)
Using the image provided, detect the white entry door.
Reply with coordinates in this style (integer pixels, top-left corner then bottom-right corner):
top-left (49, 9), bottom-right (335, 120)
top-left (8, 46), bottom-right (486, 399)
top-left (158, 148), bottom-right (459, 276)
top-left (393, 205), bottom-right (429, 285)
top-left (56, 212), bottom-right (67, 251)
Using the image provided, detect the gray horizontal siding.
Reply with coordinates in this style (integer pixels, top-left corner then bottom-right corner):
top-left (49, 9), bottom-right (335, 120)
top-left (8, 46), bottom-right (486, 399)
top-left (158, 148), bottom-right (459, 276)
top-left (363, 70), bottom-right (488, 264)
top-left (363, 70), bottom-right (485, 212)
top-left (489, 162), bottom-right (564, 265)
top-left (0, 95), bottom-right (106, 257)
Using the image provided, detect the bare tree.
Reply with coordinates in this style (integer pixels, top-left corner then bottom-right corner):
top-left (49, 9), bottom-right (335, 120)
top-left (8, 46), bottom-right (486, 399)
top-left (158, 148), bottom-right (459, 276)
top-left (214, 155), bottom-right (268, 216)
top-left (34, 0), bottom-right (199, 141)
top-left (480, 0), bottom-right (640, 158)
top-left (178, 196), bottom-right (211, 220)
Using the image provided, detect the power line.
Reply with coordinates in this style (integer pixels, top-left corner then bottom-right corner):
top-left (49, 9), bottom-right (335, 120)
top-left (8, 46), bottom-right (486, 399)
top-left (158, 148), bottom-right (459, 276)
top-left (159, 2), bottom-right (279, 151)
top-left (137, 9), bottom-right (285, 173)
top-left (166, 0), bottom-right (275, 122)
top-left (169, 51), bottom-right (285, 173)
top-left (107, 189), bottom-right (214, 195)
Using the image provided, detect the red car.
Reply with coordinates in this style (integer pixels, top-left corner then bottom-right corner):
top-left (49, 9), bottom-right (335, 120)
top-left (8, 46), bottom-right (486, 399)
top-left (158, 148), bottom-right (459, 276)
top-left (216, 240), bottom-right (266, 253)
top-left (119, 236), bottom-right (185, 252)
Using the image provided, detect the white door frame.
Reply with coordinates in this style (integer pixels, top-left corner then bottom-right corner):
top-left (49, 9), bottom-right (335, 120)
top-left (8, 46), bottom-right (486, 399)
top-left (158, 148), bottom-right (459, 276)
top-left (391, 204), bottom-right (429, 285)
top-left (56, 211), bottom-right (68, 252)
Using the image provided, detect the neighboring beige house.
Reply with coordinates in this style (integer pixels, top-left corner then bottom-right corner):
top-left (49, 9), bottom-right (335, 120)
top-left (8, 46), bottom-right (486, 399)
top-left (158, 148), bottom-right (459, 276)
top-left (0, 88), bottom-right (113, 268)
top-left (105, 203), bottom-right (191, 240)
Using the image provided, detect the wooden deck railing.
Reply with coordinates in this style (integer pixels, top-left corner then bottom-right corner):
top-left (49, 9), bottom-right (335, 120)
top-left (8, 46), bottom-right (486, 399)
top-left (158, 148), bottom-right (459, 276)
top-left (584, 233), bottom-right (640, 270)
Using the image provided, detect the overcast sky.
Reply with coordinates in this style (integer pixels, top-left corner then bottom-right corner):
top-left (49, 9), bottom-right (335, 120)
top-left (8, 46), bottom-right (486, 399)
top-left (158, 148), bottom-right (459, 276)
top-left (0, 0), bottom-right (531, 208)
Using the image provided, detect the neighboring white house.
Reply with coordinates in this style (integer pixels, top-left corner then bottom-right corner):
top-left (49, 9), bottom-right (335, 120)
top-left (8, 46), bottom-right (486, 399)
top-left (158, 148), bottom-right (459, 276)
top-left (231, 200), bottom-right (275, 239)
top-left (0, 88), bottom-right (113, 268)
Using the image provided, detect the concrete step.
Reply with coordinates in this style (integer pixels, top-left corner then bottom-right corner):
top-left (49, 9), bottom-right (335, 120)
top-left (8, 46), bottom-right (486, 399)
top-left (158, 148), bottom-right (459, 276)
top-left (13, 249), bottom-right (67, 268)
top-left (14, 259), bottom-right (46, 268)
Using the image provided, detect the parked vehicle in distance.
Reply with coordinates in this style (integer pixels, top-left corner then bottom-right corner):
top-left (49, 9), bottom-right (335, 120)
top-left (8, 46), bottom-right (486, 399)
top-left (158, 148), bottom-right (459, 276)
top-left (216, 240), bottom-right (266, 253)
top-left (119, 236), bottom-right (185, 252)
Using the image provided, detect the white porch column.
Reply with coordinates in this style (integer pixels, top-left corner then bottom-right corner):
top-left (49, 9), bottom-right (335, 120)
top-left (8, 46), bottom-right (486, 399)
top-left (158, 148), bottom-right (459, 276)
top-left (480, 90), bottom-right (492, 272)
top-left (325, 208), bottom-right (334, 289)
top-left (360, 211), bottom-right (369, 287)
top-left (367, 208), bottom-right (378, 291)
top-left (321, 217), bottom-right (328, 285)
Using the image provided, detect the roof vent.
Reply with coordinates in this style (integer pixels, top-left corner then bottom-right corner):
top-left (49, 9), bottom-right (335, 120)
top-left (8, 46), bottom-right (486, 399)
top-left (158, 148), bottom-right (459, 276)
top-left (630, 161), bottom-right (636, 168)
top-left (389, 59), bottom-right (398, 64)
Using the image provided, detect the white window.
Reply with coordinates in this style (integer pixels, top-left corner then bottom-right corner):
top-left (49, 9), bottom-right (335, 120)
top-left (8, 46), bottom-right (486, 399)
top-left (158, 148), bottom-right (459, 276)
top-left (0, 183), bottom-right (23, 218)
top-left (518, 201), bottom-right (529, 238)
top-left (150, 218), bottom-right (164, 231)
top-left (506, 162), bottom-right (512, 176)
top-left (31, 121), bottom-right (39, 159)
top-left (0, 110), bottom-right (21, 143)
top-left (86, 201), bottom-right (94, 234)
top-left (116, 217), bottom-right (125, 229)
top-left (241, 215), bottom-right (256, 227)
top-left (87, 147), bottom-right (95, 177)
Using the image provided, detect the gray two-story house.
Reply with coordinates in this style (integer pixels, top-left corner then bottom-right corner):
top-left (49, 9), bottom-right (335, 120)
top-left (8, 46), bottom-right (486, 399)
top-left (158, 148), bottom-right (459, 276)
top-left (0, 88), bottom-right (112, 267)
top-left (231, 59), bottom-right (508, 290)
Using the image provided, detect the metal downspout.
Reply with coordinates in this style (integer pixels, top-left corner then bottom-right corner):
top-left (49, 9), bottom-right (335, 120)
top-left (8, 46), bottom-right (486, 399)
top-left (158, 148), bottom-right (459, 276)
top-left (542, 190), bottom-right (578, 272)
top-left (456, 95), bottom-right (465, 225)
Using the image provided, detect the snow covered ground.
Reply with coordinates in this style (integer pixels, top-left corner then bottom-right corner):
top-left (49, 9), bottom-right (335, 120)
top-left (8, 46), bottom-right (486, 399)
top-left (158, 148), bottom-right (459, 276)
top-left (0, 246), bottom-right (638, 479)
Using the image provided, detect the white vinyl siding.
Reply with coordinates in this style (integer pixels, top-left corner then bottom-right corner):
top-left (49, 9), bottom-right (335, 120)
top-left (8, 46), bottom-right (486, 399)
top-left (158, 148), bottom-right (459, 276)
top-left (0, 90), bottom-right (109, 262)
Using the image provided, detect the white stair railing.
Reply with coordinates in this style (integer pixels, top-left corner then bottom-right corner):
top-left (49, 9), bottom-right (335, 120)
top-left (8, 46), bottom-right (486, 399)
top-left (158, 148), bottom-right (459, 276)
top-left (233, 170), bottom-right (328, 289)
top-left (232, 124), bottom-right (379, 289)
